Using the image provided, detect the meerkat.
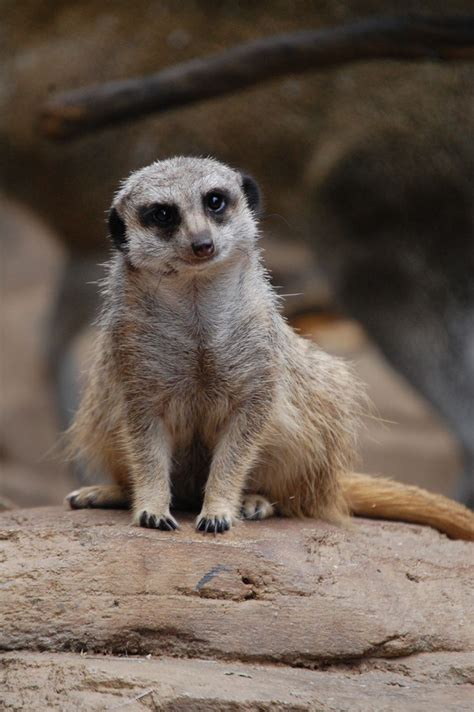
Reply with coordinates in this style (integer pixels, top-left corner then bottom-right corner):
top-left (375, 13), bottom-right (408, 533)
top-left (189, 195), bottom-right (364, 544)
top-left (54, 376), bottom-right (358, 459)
top-left (66, 156), bottom-right (474, 541)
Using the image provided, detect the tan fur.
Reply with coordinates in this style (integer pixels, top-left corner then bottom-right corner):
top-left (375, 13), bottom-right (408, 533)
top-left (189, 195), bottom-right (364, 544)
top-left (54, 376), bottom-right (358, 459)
top-left (66, 157), bottom-right (474, 540)
top-left (342, 473), bottom-right (474, 542)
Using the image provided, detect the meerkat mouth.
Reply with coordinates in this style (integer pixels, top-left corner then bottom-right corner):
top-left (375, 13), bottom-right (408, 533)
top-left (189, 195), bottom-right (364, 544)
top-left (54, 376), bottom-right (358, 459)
top-left (180, 252), bottom-right (219, 268)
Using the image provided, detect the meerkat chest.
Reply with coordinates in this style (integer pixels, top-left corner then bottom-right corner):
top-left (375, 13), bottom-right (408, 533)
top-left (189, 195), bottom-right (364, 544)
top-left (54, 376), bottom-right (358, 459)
top-left (156, 319), bottom-right (269, 445)
top-left (156, 312), bottom-right (264, 399)
top-left (122, 299), bottom-right (269, 418)
top-left (116, 272), bottom-right (275, 444)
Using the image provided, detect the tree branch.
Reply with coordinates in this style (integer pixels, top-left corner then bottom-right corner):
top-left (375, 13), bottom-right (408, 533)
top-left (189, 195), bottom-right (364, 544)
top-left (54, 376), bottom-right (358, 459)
top-left (40, 15), bottom-right (474, 140)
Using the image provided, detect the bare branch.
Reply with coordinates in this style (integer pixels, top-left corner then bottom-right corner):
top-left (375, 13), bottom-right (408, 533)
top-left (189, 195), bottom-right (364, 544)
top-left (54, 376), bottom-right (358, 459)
top-left (40, 15), bottom-right (474, 140)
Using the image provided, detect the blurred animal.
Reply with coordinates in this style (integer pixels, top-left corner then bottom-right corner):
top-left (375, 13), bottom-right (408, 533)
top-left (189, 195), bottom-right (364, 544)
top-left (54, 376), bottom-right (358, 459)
top-left (66, 157), bottom-right (474, 540)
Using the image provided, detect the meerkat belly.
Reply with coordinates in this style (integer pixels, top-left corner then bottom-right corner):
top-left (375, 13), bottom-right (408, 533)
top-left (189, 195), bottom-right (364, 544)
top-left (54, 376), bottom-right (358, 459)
top-left (158, 348), bottom-right (242, 509)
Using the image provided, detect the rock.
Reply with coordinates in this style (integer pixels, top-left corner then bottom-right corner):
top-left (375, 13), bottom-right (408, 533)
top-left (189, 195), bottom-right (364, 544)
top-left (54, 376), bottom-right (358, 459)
top-left (1, 507), bottom-right (473, 710)
top-left (2, 650), bottom-right (473, 711)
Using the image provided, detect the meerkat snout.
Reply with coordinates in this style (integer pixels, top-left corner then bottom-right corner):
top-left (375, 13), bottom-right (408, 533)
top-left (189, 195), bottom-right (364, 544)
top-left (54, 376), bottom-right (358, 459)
top-left (191, 234), bottom-right (215, 259)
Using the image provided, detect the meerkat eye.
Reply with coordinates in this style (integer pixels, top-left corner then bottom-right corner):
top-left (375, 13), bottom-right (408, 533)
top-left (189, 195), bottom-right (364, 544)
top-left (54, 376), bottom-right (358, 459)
top-left (140, 203), bottom-right (179, 229)
top-left (205, 192), bottom-right (227, 214)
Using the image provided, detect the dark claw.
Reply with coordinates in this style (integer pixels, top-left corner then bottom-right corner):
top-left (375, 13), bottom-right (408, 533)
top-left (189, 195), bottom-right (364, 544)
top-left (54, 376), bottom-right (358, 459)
top-left (162, 517), bottom-right (178, 531)
top-left (197, 517), bottom-right (230, 534)
top-left (139, 511), bottom-right (179, 531)
top-left (68, 495), bottom-right (80, 510)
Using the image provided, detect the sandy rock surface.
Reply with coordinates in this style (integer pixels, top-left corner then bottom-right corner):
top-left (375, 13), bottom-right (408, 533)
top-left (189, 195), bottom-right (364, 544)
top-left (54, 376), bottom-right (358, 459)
top-left (2, 650), bottom-right (473, 711)
top-left (1, 507), bottom-right (473, 710)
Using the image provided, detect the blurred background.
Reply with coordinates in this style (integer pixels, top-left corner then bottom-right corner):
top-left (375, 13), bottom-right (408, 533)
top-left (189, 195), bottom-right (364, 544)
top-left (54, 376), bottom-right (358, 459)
top-left (1, 1), bottom-right (473, 509)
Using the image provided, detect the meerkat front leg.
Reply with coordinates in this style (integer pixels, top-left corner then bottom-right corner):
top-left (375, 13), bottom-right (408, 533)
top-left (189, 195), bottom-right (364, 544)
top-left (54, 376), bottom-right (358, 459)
top-left (197, 403), bottom-right (268, 534)
top-left (126, 419), bottom-right (178, 531)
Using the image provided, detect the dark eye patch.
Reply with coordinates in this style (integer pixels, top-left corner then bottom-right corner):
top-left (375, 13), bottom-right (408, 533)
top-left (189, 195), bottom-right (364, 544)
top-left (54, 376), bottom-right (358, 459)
top-left (139, 203), bottom-right (180, 232)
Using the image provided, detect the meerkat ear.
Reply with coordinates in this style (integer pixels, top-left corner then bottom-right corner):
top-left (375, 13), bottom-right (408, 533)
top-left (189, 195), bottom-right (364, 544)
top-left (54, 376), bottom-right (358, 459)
top-left (108, 207), bottom-right (128, 251)
top-left (240, 173), bottom-right (261, 215)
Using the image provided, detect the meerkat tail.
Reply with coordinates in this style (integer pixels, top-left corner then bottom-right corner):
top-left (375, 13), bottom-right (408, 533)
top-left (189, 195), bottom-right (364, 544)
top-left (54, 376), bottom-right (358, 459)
top-left (341, 472), bottom-right (474, 541)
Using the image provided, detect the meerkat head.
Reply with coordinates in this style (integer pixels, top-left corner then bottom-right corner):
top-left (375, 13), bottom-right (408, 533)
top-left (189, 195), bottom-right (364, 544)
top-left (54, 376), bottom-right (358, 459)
top-left (108, 157), bottom-right (261, 275)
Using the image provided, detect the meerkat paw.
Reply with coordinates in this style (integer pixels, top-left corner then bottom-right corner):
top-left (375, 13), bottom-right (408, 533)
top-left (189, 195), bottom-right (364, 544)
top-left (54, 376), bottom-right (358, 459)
top-left (196, 503), bottom-right (235, 534)
top-left (241, 493), bottom-right (275, 520)
top-left (66, 484), bottom-right (130, 510)
top-left (134, 507), bottom-right (179, 531)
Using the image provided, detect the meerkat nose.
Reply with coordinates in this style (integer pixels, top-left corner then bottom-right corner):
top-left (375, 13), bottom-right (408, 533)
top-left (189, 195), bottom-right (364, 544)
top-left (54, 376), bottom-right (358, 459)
top-left (191, 238), bottom-right (215, 259)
